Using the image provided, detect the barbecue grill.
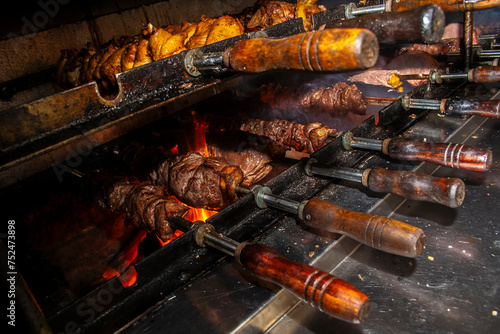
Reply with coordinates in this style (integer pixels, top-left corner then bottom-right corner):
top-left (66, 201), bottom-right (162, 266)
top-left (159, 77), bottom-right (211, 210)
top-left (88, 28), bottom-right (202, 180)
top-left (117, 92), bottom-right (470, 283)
top-left (1, 1), bottom-right (500, 333)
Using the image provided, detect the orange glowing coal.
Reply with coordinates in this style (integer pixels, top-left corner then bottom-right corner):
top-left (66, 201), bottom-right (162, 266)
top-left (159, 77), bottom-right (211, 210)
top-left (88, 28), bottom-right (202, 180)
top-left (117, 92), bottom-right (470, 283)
top-left (100, 229), bottom-right (147, 288)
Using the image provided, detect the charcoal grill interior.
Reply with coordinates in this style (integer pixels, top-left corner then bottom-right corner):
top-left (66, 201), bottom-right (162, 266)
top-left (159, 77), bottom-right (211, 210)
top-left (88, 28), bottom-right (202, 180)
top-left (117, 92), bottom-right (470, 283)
top-left (1, 1), bottom-right (500, 333)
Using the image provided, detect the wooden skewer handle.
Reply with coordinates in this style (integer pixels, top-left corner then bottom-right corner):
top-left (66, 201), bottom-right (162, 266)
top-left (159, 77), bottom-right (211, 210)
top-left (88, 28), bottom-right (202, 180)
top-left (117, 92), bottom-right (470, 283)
top-left (382, 138), bottom-right (493, 171)
top-left (300, 198), bottom-right (425, 258)
top-left (442, 98), bottom-right (500, 118)
top-left (388, 0), bottom-right (500, 12)
top-left (364, 167), bottom-right (466, 208)
top-left (468, 66), bottom-right (500, 83)
top-left (223, 28), bottom-right (378, 73)
top-left (236, 242), bottom-right (371, 323)
top-left (326, 4), bottom-right (445, 44)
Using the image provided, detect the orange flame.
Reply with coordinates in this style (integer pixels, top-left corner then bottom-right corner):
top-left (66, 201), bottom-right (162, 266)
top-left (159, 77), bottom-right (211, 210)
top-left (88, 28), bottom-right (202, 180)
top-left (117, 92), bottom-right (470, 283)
top-left (99, 113), bottom-right (216, 288)
top-left (185, 207), bottom-right (217, 222)
top-left (170, 144), bottom-right (179, 155)
top-left (185, 111), bottom-right (209, 157)
top-left (156, 229), bottom-right (184, 247)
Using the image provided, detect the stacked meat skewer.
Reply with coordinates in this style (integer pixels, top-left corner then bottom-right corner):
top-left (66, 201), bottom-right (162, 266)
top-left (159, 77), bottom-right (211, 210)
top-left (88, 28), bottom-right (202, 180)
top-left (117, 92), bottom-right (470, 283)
top-left (259, 82), bottom-right (367, 117)
top-left (55, 16), bottom-right (244, 90)
top-left (55, 0), bottom-right (326, 91)
top-left (239, 118), bottom-right (337, 154)
top-left (101, 112), bottom-right (338, 241)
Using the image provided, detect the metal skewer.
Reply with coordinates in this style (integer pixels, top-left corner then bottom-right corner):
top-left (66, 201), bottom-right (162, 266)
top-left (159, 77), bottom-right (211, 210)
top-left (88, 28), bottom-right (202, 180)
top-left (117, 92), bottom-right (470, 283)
top-left (168, 216), bottom-right (371, 323)
top-left (304, 158), bottom-right (465, 208)
top-left (235, 185), bottom-right (425, 258)
top-left (339, 131), bottom-right (493, 172)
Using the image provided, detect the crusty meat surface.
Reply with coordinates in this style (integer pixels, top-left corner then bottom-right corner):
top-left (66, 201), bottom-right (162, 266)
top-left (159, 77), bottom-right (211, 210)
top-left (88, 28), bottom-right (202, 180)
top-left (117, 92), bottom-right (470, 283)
top-left (396, 23), bottom-right (479, 57)
top-left (151, 152), bottom-right (243, 210)
top-left (107, 180), bottom-right (188, 241)
top-left (206, 131), bottom-right (281, 187)
top-left (246, 0), bottom-right (325, 31)
top-left (240, 118), bottom-right (337, 154)
top-left (260, 82), bottom-right (366, 117)
top-left (56, 15), bottom-right (244, 90)
top-left (348, 51), bottom-right (439, 88)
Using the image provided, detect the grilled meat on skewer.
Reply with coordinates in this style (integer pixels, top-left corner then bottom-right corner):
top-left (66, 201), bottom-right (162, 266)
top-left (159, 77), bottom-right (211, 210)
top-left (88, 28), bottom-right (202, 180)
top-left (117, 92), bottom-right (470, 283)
top-left (246, 0), bottom-right (326, 32)
top-left (396, 23), bottom-right (479, 58)
top-left (105, 180), bottom-right (188, 241)
top-left (55, 1), bottom-right (326, 91)
top-left (55, 15), bottom-right (244, 90)
top-left (206, 131), bottom-right (285, 187)
top-left (151, 152), bottom-right (244, 210)
top-left (239, 118), bottom-right (337, 154)
top-left (259, 82), bottom-right (367, 117)
top-left (348, 51), bottom-right (439, 90)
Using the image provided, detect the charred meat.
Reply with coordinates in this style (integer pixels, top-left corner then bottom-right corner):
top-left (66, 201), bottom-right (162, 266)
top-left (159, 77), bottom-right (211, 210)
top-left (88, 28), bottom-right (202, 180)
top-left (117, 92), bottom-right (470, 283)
top-left (151, 152), bottom-right (244, 210)
top-left (246, 0), bottom-right (326, 32)
top-left (260, 82), bottom-right (367, 117)
top-left (396, 23), bottom-right (479, 58)
top-left (206, 131), bottom-right (284, 187)
top-left (105, 180), bottom-right (188, 241)
top-left (239, 118), bottom-right (337, 154)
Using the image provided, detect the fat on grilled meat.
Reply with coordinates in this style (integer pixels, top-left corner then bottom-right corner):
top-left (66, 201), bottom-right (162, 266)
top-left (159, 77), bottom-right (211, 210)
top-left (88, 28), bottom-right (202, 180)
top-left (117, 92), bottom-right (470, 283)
top-left (348, 51), bottom-right (439, 89)
top-left (55, 15), bottom-right (244, 90)
top-left (151, 152), bottom-right (244, 210)
top-left (239, 118), bottom-right (338, 154)
top-left (105, 180), bottom-right (188, 241)
top-left (259, 82), bottom-right (367, 117)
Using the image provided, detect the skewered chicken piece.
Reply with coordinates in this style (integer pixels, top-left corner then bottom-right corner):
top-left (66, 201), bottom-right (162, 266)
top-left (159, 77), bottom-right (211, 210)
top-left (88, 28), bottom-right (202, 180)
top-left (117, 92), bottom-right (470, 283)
top-left (246, 0), bottom-right (326, 32)
top-left (239, 118), bottom-right (338, 154)
top-left (55, 15), bottom-right (244, 90)
top-left (104, 180), bottom-right (188, 241)
top-left (259, 82), bottom-right (367, 117)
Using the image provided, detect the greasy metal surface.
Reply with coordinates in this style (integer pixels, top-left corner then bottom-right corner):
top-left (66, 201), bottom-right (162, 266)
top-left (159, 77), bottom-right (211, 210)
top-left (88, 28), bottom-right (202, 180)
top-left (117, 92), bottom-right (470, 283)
top-left (266, 114), bottom-right (500, 334)
top-left (123, 83), bottom-right (500, 334)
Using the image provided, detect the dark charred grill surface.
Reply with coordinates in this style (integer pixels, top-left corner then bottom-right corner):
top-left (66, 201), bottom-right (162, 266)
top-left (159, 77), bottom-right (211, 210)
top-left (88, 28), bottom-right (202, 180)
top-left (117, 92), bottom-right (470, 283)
top-left (2, 2), bottom-right (500, 333)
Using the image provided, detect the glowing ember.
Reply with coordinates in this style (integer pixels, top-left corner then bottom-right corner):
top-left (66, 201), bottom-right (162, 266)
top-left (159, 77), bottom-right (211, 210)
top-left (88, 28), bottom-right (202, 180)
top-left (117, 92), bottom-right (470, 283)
top-left (100, 230), bottom-right (147, 288)
top-left (156, 229), bottom-right (184, 247)
top-left (118, 266), bottom-right (139, 288)
top-left (104, 111), bottom-right (218, 288)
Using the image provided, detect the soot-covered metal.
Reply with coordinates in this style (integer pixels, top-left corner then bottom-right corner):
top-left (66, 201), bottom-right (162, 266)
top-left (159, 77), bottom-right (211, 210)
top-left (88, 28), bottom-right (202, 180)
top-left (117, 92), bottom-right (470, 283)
top-left (1, 1), bottom-right (500, 333)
